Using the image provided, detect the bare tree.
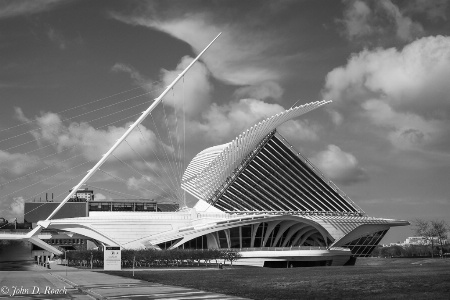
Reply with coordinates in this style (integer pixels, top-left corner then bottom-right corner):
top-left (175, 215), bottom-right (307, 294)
top-left (414, 219), bottom-right (449, 258)
top-left (431, 220), bottom-right (448, 250)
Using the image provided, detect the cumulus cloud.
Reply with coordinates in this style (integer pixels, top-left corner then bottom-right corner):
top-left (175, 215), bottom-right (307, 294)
top-left (0, 197), bottom-right (24, 222)
top-left (15, 108), bottom-right (160, 162)
top-left (185, 98), bottom-right (322, 146)
top-left (310, 145), bottom-right (368, 185)
top-left (278, 119), bottom-right (320, 142)
top-left (159, 56), bottom-right (213, 116)
top-left (340, 0), bottom-right (375, 40)
top-left (339, 0), bottom-right (424, 43)
top-left (0, 0), bottom-right (66, 19)
top-left (380, 0), bottom-right (424, 42)
top-left (187, 99), bottom-right (281, 143)
top-left (362, 100), bottom-right (444, 151)
top-left (126, 175), bottom-right (176, 201)
top-left (323, 35), bottom-right (450, 152)
top-left (113, 56), bottom-right (212, 117)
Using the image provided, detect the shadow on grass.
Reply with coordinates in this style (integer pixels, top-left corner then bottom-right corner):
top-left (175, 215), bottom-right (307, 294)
top-left (103, 258), bottom-right (450, 300)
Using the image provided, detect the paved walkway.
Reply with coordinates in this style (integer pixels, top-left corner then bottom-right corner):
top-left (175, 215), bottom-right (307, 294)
top-left (1, 262), bottom-right (248, 299)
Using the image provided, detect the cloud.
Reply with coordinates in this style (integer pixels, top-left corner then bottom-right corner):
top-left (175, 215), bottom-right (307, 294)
top-left (15, 108), bottom-right (161, 162)
top-left (380, 0), bottom-right (424, 42)
top-left (278, 119), bottom-right (320, 142)
top-left (47, 27), bottom-right (67, 50)
top-left (361, 99), bottom-right (444, 151)
top-left (110, 14), bottom-right (281, 86)
top-left (46, 26), bottom-right (83, 50)
top-left (112, 56), bottom-right (212, 117)
top-left (111, 63), bottom-right (151, 89)
top-left (234, 81), bottom-right (284, 102)
top-left (108, 1), bottom-right (310, 92)
top-left (339, 0), bottom-right (424, 43)
top-left (322, 35), bottom-right (450, 152)
top-left (159, 56), bottom-right (213, 116)
top-left (111, 55), bottom-right (316, 147)
top-left (0, 150), bottom-right (40, 182)
top-left (0, 197), bottom-right (24, 222)
top-left (94, 193), bottom-right (111, 200)
top-left (126, 175), bottom-right (176, 201)
top-left (310, 145), bottom-right (368, 185)
top-left (185, 98), bottom-right (322, 147)
top-left (0, 0), bottom-right (66, 19)
top-left (404, 0), bottom-right (448, 21)
top-left (187, 98), bottom-right (282, 144)
top-left (339, 0), bottom-right (375, 40)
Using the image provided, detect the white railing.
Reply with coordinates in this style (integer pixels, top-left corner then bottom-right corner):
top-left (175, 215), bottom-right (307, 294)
top-left (0, 231), bottom-right (29, 235)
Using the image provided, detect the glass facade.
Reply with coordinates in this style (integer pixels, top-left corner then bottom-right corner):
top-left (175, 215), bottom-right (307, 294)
top-left (166, 221), bottom-right (328, 250)
top-left (157, 238), bottom-right (182, 250)
top-left (343, 230), bottom-right (388, 257)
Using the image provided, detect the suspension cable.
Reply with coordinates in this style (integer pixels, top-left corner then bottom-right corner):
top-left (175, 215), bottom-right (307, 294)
top-left (123, 139), bottom-right (179, 198)
top-left (84, 184), bottom-right (142, 199)
top-left (0, 160), bottom-right (91, 201)
top-left (111, 153), bottom-right (178, 200)
top-left (148, 111), bottom-right (181, 199)
top-left (1, 94), bottom-right (157, 153)
top-left (160, 100), bottom-right (182, 192)
top-left (135, 125), bottom-right (180, 198)
top-left (97, 168), bottom-right (173, 202)
top-left (0, 84), bottom-right (156, 135)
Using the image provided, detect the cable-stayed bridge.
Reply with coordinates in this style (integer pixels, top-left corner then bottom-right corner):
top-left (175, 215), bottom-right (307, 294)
top-left (0, 34), bottom-right (222, 252)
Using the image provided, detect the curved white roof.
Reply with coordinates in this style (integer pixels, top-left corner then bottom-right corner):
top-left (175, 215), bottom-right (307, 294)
top-left (181, 100), bottom-right (331, 201)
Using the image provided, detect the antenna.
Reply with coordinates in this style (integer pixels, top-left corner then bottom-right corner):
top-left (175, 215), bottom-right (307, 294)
top-left (39, 33), bottom-right (222, 223)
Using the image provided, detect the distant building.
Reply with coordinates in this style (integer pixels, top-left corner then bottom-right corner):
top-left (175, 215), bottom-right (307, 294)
top-left (403, 236), bottom-right (447, 246)
top-left (22, 193), bottom-right (179, 261)
top-left (69, 188), bottom-right (94, 202)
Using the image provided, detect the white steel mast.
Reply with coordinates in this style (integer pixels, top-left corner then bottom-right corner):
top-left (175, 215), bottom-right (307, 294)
top-left (41, 33), bottom-right (221, 223)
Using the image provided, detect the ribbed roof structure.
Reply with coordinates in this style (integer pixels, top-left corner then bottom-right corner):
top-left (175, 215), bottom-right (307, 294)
top-left (182, 100), bottom-right (331, 200)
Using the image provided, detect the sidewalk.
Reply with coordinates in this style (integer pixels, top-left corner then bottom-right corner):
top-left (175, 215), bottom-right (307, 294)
top-left (48, 263), bottom-right (248, 299)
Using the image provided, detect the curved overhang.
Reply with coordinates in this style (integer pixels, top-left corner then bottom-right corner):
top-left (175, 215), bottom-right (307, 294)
top-left (144, 213), bottom-right (409, 251)
top-left (143, 214), bottom-right (335, 249)
top-left (331, 219), bottom-right (410, 247)
top-left (39, 222), bottom-right (120, 247)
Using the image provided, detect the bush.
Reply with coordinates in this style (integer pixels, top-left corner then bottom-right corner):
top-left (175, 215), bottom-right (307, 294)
top-left (62, 248), bottom-right (241, 268)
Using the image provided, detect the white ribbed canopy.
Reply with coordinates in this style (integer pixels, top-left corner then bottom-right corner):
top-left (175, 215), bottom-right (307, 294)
top-left (182, 100), bottom-right (331, 201)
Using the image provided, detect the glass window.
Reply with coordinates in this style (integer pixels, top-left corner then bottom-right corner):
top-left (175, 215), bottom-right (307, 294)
top-left (241, 225), bottom-right (252, 248)
top-left (218, 230), bottom-right (228, 248)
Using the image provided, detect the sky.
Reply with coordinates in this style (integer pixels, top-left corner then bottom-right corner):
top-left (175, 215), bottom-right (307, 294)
top-left (0, 0), bottom-right (450, 244)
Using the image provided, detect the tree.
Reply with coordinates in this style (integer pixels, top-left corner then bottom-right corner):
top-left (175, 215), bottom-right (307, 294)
top-left (414, 219), bottom-right (449, 258)
top-left (431, 220), bottom-right (449, 250)
top-left (222, 249), bottom-right (242, 266)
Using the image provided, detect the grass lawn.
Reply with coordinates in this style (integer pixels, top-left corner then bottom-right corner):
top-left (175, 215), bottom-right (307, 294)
top-left (104, 258), bottom-right (450, 299)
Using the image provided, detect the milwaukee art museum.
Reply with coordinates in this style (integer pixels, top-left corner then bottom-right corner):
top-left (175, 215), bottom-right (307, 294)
top-left (30, 100), bottom-right (409, 267)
